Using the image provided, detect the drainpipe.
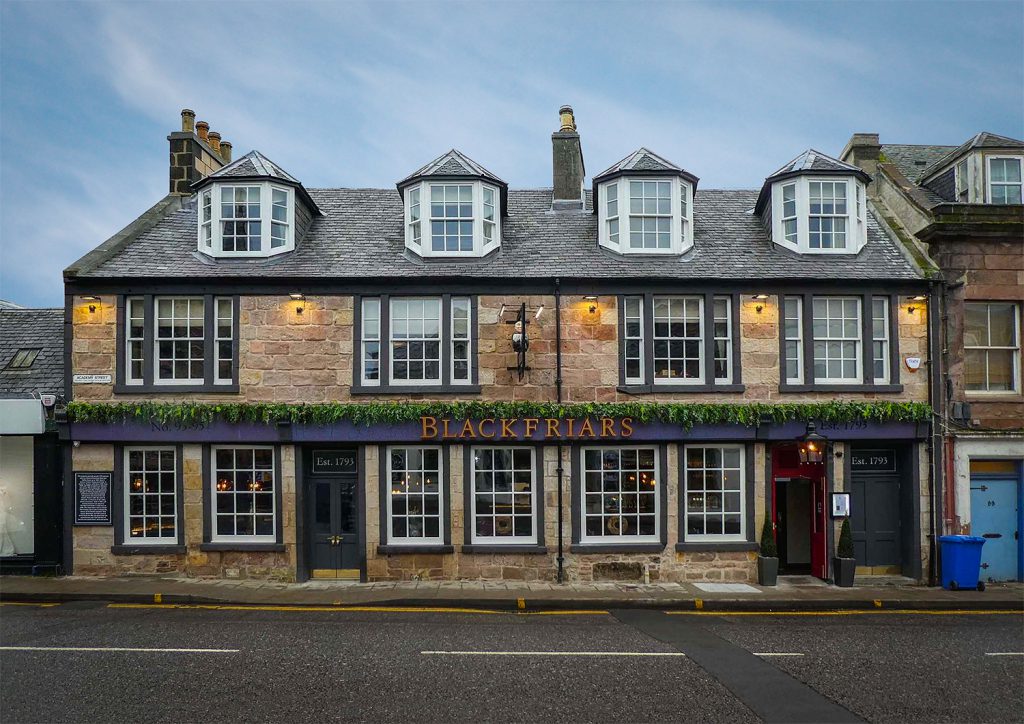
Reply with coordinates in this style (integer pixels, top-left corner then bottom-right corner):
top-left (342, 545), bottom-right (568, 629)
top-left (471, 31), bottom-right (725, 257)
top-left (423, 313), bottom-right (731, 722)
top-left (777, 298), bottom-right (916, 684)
top-left (927, 279), bottom-right (943, 585)
top-left (555, 278), bottom-right (565, 583)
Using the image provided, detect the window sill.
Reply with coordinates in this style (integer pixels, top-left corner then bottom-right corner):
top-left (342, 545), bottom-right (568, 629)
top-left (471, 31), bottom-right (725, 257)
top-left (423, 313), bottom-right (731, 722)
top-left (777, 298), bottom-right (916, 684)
top-left (674, 542), bottom-right (758, 553)
top-left (377, 544), bottom-right (454, 555)
top-left (963, 392), bottom-right (1022, 401)
top-left (114, 383), bottom-right (239, 395)
top-left (461, 544), bottom-right (548, 555)
top-left (351, 385), bottom-right (481, 396)
top-left (618, 384), bottom-right (745, 395)
top-left (569, 543), bottom-right (665, 554)
top-left (111, 544), bottom-right (186, 556)
top-left (778, 383), bottom-right (904, 394)
top-left (198, 543), bottom-right (286, 553)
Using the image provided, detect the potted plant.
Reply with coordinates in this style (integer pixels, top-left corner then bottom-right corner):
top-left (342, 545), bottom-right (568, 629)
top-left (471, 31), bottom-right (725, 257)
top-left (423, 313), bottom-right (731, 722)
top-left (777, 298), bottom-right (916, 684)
top-left (833, 518), bottom-right (856, 587)
top-left (757, 517), bottom-right (779, 586)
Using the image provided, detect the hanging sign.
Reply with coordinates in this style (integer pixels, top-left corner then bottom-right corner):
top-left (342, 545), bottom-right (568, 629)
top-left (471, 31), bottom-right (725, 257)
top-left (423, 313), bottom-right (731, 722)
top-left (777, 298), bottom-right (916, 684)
top-left (74, 471), bottom-right (112, 525)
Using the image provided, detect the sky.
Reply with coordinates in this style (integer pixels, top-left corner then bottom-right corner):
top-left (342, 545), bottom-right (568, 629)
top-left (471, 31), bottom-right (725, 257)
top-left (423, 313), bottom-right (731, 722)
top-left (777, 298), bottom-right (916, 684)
top-left (1, 0), bottom-right (1022, 307)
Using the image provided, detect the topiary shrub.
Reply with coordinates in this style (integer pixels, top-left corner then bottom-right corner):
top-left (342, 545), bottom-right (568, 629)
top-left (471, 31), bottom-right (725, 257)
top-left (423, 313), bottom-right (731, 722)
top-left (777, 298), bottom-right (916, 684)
top-left (837, 518), bottom-right (854, 559)
top-left (759, 516), bottom-right (777, 558)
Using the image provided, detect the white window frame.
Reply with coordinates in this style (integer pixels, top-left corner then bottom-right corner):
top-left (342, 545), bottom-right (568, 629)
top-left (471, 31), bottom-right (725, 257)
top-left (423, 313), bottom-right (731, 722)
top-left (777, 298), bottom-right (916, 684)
top-left (808, 180), bottom-right (849, 250)
top-left (955, 159), bottom-right (970, 202)
top-left (623, 296), bottom-right (645, 385)
top-left (580, 446), bottom-right (660, 544)
top-left (450, 296), bottom-right (472, 385)
top-left (871, 297), bottom-right (891, 385)
top-left (360, 297), bottom-right (382, 387)
top-left (200, 189), bottom-right (213, 249)
top-left (781, 182), bottom-right (798, 245)
top-left (197, 181), bottom-right (295, 258)
top-left (771, 177), bottom-right (867, 254)
top-left (386, 445), bottom-right (444, 546)
top-left (964, 302), bottom-right (1021, 395)
top-left (606, 181), bottom-right (620, 246)
top-left (123, 446), bottom-right (178, 544)
top-left (403, 180), bottom-right (500, 257)
top-left (210, 446), bottom-right (277, 544)
top-left (389, 297), bottom-right (443, 387)
top-left (154, 296), bottom-right (205, 385)
top-left (125, 297), bottom-right (145, 386)
top-left (712, 296), bottom-right (732, 384)
top-left (213, 297), bottom-right (233, 386)
top-left (783, 296), bottom-right (804, 384)
top-left (598, 176), bottom-right (693, 255)
top-left (683, 444), bottom-right (746, 543)
top-left (811, 296), bottom-right (862, 384)
top-left (652, 295), bottom-right (704, 386)
top-left (470, 446), bottom-right (537, 545)
top-left (986, 155), bottom-right (1023, 205)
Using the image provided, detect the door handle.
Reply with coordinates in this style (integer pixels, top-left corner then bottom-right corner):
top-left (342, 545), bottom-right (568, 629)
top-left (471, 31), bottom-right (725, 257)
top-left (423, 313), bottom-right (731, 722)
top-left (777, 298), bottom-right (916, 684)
top-left (982, 533), bottom-right (1002, 539)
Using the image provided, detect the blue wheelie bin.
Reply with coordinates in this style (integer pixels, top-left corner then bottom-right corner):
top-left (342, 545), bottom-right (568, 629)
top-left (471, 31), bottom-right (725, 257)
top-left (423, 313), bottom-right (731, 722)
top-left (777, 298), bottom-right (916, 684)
top-left (938, 535), bottom-right (986, 591)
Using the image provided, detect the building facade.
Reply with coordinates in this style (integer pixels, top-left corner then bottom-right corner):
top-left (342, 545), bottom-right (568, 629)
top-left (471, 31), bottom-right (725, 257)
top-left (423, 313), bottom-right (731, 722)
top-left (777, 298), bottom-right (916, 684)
top-left (61, 108), bottom-right (934, 584)
top-left (0, 303), bottom-right (64, 573)
top-left (843, 132), bottom-right (1024, 583)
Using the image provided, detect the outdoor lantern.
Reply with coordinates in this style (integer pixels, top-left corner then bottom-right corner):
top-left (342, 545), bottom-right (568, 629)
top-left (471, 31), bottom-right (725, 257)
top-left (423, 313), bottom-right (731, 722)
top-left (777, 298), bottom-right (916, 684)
top-left (583, 295), bottom-right (598, 314)
top-left (906, 294), bottom-right (927, 314)
top-left (290, 292), bottom-right (305, 314)
top-left (751, 294), bottom-right (769, 313)
top-left (81, 295), bottom-right (100, 313)
top-left (798, 421), bottom-right (827, 464)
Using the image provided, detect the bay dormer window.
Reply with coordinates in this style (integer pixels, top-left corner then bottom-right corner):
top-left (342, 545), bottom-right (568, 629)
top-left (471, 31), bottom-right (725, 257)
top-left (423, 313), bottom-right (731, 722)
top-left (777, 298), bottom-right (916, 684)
top-left (597, 176), bottom-right (694, 254)
top-left (197, 181), bottom-right (295, 258)
top-left (769, 176), bottom-right (868, 254)
top-left (402, 180), bottom-right (502, 257)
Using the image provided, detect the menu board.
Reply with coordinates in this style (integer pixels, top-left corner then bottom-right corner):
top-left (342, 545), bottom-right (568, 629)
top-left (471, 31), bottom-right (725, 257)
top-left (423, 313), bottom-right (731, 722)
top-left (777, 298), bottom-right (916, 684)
top-left (74, 472), bottom-right (112, 525)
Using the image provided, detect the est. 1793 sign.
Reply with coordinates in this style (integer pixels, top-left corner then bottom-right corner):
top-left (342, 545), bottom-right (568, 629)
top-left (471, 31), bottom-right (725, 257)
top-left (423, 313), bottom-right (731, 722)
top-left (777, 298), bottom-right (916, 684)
top-left (312, 450), bottom-right (357, 474)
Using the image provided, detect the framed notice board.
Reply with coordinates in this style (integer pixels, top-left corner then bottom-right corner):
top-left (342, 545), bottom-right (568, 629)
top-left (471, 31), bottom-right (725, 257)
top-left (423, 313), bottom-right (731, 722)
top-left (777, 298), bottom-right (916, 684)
top-left (74, 471), bottom-right (112, 525)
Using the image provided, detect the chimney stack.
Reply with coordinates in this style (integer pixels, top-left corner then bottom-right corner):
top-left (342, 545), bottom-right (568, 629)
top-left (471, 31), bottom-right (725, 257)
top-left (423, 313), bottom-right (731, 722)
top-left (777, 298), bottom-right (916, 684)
top-left (552, 105), bottom-right (585, 209)
top-left (168, 109), bottom-right (228, 195)
top-left (840, 132), bottom-right (882, 178)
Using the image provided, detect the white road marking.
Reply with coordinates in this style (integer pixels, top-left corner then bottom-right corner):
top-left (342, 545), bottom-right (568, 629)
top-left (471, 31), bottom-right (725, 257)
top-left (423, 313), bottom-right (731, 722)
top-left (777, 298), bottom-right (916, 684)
top-left (985, 652), bottom-right (1024, 656)
top-left (0, 646), bottom-right (239, 653)
top-left (754, 652), bottom-right (805, 657)
top-left (421, 650), bottom-right (686, 657)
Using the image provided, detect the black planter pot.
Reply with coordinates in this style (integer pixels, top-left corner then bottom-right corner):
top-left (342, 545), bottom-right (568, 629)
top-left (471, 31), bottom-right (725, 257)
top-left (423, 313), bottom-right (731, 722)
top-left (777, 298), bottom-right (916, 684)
top-left (833, 557), bottom-right (856, 587)
top-left (757, 556), bottom-right (779, 586)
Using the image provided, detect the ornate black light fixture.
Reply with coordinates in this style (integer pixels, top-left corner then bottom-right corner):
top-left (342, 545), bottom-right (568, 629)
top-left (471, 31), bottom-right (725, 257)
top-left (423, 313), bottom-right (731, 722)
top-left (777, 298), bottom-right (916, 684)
top-left (511, 302), bottom-right (529, 381)
top-left (798, 421), bottom-right (827, 464)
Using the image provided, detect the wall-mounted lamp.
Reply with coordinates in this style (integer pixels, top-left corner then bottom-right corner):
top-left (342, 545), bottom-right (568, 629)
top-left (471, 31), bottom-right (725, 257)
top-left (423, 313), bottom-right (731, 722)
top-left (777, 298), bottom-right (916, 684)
top-left (583, 295), bottom-right (598, 314)
top-left (81, 295), bottom-right (100, 313)
top-left (751, 294), bottom-right (770, 314)
top-left (906, 294), bottom-right (927, 314)
top-left (290, 292), bottom-right (305, 314)
top-left (797, 421), bottom-right (828, 464)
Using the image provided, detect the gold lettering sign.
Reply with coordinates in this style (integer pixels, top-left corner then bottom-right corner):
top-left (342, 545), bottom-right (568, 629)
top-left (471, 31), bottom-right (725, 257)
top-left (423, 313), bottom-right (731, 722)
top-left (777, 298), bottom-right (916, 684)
top-left (419, 416), bottom-right (634, 441)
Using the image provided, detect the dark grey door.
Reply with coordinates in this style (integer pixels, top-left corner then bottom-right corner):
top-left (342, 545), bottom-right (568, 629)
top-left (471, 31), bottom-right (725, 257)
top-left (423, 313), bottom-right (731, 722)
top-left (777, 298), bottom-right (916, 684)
top-left (851, 474), bottom-right (902, 567)
top-left (308, 477), bottom-right (360, 578)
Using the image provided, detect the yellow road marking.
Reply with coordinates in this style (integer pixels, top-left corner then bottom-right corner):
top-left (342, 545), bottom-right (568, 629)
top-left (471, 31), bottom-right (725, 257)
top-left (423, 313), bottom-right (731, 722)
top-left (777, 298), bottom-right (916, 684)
top-left (666, 609), bottom-right (1023, 616)
top-left (517, 597), bottom-right (526, 610)
top-left (0, 601), bottom-right (61, 608)
top-left (106, 603), bottom-right (608, 616)
top-left (154, 593), bottom-right (162, 604)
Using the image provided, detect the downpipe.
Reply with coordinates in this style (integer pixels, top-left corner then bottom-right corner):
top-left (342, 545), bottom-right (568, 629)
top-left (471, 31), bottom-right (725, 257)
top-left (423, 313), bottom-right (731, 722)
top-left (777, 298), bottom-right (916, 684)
top-left (555, 278), bottom-right (565, 584)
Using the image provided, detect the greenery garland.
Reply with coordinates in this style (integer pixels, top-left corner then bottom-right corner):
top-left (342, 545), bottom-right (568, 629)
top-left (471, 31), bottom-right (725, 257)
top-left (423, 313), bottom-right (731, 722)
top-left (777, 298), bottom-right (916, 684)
top-left (66, 400), bottom-right (931, 429)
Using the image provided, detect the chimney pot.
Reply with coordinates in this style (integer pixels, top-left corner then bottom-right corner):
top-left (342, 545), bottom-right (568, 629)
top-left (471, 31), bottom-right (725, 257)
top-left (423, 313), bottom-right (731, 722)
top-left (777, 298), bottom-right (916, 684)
top-left (207, 131), bottom-right (221, 153)
top-left (220, 140), bottom-right (232, 163)
top-left (196, 121), bottom-right (209, 141)
top-left (559, 105), bottom-right (576, 132)
top-left (181, 109), bottom-right (196, 133)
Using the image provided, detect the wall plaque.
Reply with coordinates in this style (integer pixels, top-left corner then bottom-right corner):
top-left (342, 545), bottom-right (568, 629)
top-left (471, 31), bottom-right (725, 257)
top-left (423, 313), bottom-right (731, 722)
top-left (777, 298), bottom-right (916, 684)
top-left (73, 374), bottom-right (112, 384)
top-left (850, 449), bottom-right (897, 473)
top-left (312, 450), bottom-right (357, 474)
top-left (74, 471), bottom-right (112, 525)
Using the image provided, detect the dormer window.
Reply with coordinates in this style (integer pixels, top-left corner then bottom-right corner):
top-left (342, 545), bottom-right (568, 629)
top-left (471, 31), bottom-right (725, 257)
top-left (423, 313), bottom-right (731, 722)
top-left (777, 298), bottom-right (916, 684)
top-left (768, 177), bottom-right (867, 254)
top-left (398, 149), bottom-right (507, 259)
top-left (593, 149), bottom-right (698, 256)
top-left (197, 181), bottom-right (295, 257)
top-left (402, 180), bottom-right (502, 257)
top-left (988, 156), bottom-right (1022, 204)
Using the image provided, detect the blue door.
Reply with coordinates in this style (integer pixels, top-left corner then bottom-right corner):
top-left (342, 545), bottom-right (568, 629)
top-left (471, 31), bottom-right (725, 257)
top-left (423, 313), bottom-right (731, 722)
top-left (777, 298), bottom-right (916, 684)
top-left (970, 477), bottom-right (1020, 582)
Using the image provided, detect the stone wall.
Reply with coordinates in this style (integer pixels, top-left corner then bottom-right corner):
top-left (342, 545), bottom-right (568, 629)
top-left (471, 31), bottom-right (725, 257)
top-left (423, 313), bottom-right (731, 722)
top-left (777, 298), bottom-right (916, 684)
top-left (71, 292), bottom-right (930, 405)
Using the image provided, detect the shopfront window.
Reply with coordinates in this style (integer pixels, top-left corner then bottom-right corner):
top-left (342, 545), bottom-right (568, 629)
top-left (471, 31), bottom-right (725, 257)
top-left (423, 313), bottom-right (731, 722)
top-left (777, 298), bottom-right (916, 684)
top-left (470, 447), bottom-right (536, 543)
top-left (211, 447), bottom-right (276, 542)
top-left (683, 445), bottom-right (745, 541)
top-left (124, 447), bottom-right (178, 543)
top-left (387, 446), bottom-right (443, 544)
top-left (580, 447), bottom-right (659, 543)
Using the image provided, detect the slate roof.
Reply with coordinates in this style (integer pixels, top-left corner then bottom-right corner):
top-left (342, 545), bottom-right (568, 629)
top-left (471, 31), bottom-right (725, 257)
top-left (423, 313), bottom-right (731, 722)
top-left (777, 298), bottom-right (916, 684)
top-left (596, 148), bottom-right (682, 176)
top-left (0, 308), bottom-right (64, 398)
top-left (767, 149), bottom-right (866, 179)
top-left (398, 149), bottom-right (506, 187)
top-left (72, 188), bottom-right (922, 281)
top-left (880, 144), bottom-right (956, 183)
top-left (920, 131), bottom-right (1024, 180)
top-left (206, 150), bottom-right (300, 183)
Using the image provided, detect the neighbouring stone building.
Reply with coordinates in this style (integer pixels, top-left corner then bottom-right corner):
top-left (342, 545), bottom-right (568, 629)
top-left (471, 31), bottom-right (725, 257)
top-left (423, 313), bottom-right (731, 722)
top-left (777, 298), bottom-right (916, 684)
top-left (843, 131), bottom-right (1024, 584)
top-left (60, 107), bottom-right (935, 585)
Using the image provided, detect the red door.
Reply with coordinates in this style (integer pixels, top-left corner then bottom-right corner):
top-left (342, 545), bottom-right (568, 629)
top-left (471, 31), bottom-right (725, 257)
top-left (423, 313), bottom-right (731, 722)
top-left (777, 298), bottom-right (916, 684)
top-left (771, 444), bottom-right (829, 580)
top-left (810, 475), bottom-right (828, 580)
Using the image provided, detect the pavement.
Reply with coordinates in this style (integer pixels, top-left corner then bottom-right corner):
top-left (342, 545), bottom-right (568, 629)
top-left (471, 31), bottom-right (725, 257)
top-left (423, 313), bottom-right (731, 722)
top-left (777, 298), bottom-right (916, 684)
top-left (2, 604), bottom-right (1022, 723)
top-left (2, 573), bottom-right (1022, 611)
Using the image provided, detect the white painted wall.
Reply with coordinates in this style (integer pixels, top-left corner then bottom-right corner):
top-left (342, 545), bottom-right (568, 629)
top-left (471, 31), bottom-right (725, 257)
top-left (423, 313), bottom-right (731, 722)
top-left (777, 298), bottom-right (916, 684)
top-left (0, 435), bottom-right (35, 555)
top-left (953, 437), bottom-right (1024, 529)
